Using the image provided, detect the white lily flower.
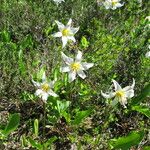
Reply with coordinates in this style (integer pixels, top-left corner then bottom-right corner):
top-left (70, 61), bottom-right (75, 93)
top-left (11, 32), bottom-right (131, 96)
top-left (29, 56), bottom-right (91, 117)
top-left (101, 79), bottom-right (135, 108)
top-left (52, 18), bottom-right (79, 48)
top-left (103, 0), bottom-right (124, 10)
top-left (32, 72), bottom-right (58, 103)
top-left (60, 51), bottom-right (94, 82)
top-left (53, 0), bottom-right (64, 5)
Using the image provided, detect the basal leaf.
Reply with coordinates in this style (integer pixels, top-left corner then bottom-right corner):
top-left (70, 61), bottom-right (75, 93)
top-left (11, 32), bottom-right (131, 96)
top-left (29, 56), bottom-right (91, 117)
top-left (131, 84), bottom-right (150, 106)
top-left (56, 100), bottom-right (70, 114)
top-left (28, 137), bottom-right (42, 150)
top-left (109, 131), bottom-right (144, 150)
top-left (1, 30), bottom-right (11, 42)
top-left (44, 136), bottom-right (57, 148)
top-left (132, 105), bottom-right (150, 118)
top-left (143, 146), bottom-right (150, 150)
top-left (72, 110), bottom-right (91, 125)
top-left (34, 119), bottom-right (39, 137)
top-left (3, 113), bottom-right (20, 136)
top-left (18, 49), bottom-right (26, 76)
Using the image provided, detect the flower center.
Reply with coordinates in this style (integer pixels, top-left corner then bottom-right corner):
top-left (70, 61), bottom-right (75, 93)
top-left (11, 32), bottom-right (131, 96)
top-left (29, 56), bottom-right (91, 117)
top-left (70, 62), bottom-right (81, 71)
top-left (112, 0), bottom-right (117, 6)
top-left (62, 29), bottom-right (70, 36)
top-left (116, 90), bottom-right (125, 98)
top-left (42, 83), bottom-right (50, 92)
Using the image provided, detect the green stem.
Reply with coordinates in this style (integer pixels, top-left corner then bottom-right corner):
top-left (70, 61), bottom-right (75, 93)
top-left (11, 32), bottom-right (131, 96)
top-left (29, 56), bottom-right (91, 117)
top-left (43, 102), bottom-right (46, 142)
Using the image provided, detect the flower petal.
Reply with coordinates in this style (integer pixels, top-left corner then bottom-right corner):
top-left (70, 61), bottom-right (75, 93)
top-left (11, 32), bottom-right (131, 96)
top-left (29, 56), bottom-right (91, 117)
top-left (42, 71), bottom-right (46, 82)
top-left (112, 79), bottom-right (122, 91)
top-left (55, 20), bottom-right (65, 30)
top-left (48, 89), bottom-right (58, 97)
top-left (60, 66), bottom-right (70, 72)
top-left (62, 36), bottom-right (68, 48)
top-left (103, 1), bottom-right (111, 9)
top-left (66, 18), bottom-right (72, 27)
top-left (101, 91), bottom-right (115, 99)
top-left (67, 36), bottom-right (76, 43)
top-left (77, 70), bottom-right (86, 79)
top-left (123, 79), bottom-right (135, 91)
top-left (131, 78), bottom-right (135, 88)
top-left (125, 89), bottom-right (134, 98)
top-left (70, 27), bottom-right (79, 34)
top-left (32, 80), bottom-right (41, 87)
top-left (115, 3), bottom-right (124, 8)
top-left (119, 96), bottom-right (127, 108)
top-left (61, 52), bottom-right (73, 65)
top-left (35, 89), bottom-right (43, 96)
top-left (82, 62), bottom-right (94, 70)
top-left (123, 86), bottom-right (132, 92)
top-left (68, 71), bottom-right (76, 82)
top-left (42, 93), bottom-right (49, 102)
top-left (52, 32), bottom-right (62, 37)
top-left (112, 6), bottom-right (117, 10)
top-left (53, 0), bottom-right (64, 4)
top-left (75, 51), bottom-right (82, 62)
top-left (111, 98), bottom-right (119, 107)
top-left (48, 80), bottom-right (55, 88)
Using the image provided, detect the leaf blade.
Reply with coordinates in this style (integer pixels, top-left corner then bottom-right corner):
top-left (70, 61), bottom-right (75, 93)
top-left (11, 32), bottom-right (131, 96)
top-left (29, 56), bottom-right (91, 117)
top-left (3, 113), bottom-right (20, 136)
top-left (109, 131), bottom-right (144, 150)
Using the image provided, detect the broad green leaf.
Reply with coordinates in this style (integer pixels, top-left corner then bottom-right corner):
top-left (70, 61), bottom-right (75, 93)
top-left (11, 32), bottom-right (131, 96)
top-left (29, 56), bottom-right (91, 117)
top-left (44, 136), bottom-right (57, 148)
top-left (47, 115), bottom-right (58, 124)
top-left (132, 105), bottom-right (150, 118)
top-left (28, 137), bottom-right (42, 150)
top-left (0, 30), bottom-right (10, 42)
top-left (62, 111), bottom-right (71, 123)
top-left (0, 130), bottom-right (5, 140)
top-left (54, 68), bottom-right (59, 82)
top-left (109, 131), bottom-right (144, 150)
top-left (45, 26), bottom-right (54, 36)
top-left (55, 100), bottom-right (70, 122)
top-left (143, 146), bottom-right (150, 150)
top-left (9, 42), bottom-right (17, 50)
top-left (20, 35), bottom-right (33, 49)
top-left (34, 119), bottom-right (39, 137)
top-left (56, 100), bottom-right (70, 114)
top-left (72, 110), bottom-right (91, 125)
top-left (37, 67), bottom-right (45, 81)
top-left (131, 84), bottom-right (150, 106)
top-left (3, 113), bottom-right (20, 136)
top-left (18, 49), bottom-right (26, 76)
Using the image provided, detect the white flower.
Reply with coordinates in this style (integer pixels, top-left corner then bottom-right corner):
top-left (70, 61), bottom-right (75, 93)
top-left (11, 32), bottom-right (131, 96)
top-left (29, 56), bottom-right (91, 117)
top-left (53, 0), bottom-right (64, 5)
top-left (60, 51), bottom-right (94, 82)
top-left (101, 79), bottom-right (135, 108)
top-left (145, 51), bottom-right (150, 58)
top-left (52, 19), bottom-right (79, 48)
top-left (103, 0), bottom-right (124, 10)
top-left (32, 72), bottom-right (58, 102)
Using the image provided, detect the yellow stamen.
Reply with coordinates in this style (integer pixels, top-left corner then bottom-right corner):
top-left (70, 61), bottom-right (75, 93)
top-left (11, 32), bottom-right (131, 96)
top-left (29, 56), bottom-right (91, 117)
top-left (62, 29), bottom-right (70, 36)
top-left (42, 83), bottom-right (50, 92)
top-left (70, 62), bottom-right (81, 71)
top-left (116, 90), bottom-right (125, 98)
top-left (112, 0), bottom-right (117, 6)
